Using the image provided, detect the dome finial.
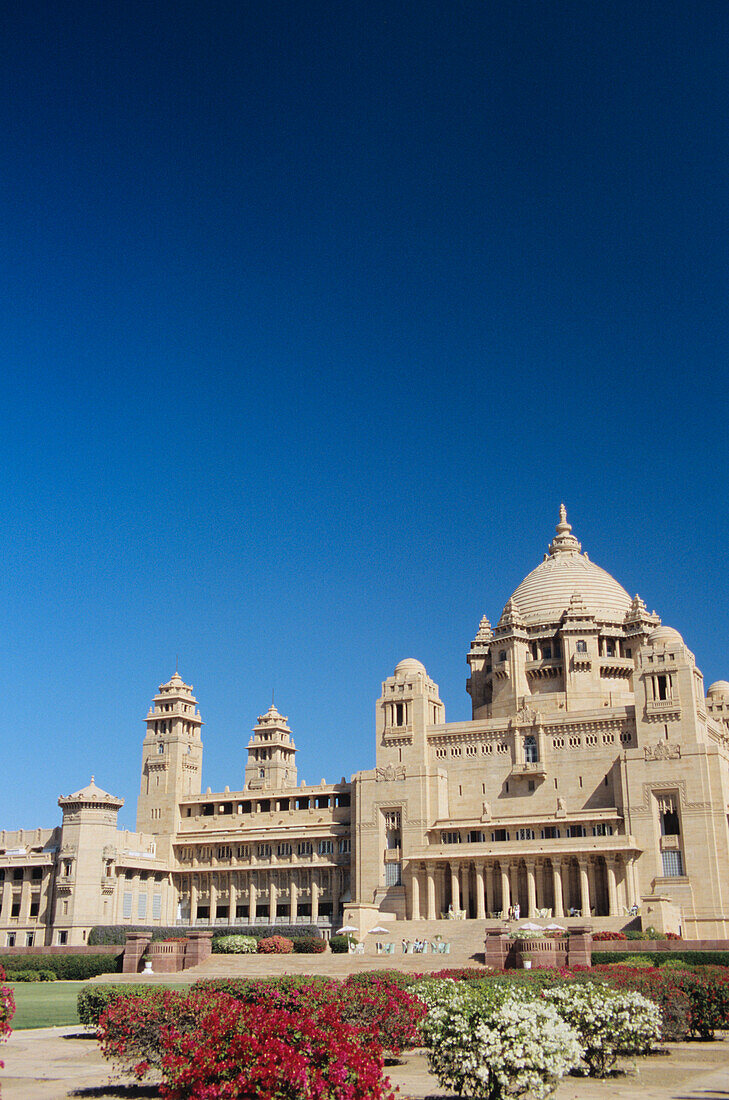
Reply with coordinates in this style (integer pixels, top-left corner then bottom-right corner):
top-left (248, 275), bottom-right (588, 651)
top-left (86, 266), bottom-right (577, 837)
top-left (548, 504), bottom-right (581, 556)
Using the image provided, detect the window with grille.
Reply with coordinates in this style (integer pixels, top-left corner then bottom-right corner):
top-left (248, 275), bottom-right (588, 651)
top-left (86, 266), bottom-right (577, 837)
top-left (138, 894), bottom-right (147, 919)
top-left (122, 892), bottom-right (132, 919)
top-left (152, 894), bottom-right (162, 919)
top-left (385, 862), bottom-right (402, 886)
top-left (318, 840), bottom-right (334, 855)
top-left (515, 828), bottom-right (536, 841)
top-left (661, 850), bottom-right (684, 877)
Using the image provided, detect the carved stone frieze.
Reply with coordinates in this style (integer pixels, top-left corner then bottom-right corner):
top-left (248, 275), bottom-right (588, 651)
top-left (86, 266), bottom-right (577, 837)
top-left (375, 763), bottom-right (406, 782)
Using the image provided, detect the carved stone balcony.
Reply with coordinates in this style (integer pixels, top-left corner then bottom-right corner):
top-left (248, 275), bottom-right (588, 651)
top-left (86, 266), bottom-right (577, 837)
top-left (509, 760), bottom-right (547, 779)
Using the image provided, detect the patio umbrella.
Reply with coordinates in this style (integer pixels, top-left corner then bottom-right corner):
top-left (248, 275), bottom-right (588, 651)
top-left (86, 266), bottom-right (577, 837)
top-left (368, 926), bottom-right (390, 934)
top-left (336, 925), bottom-right (358, 934)
top-left (517, 921), bottom-right (544, 931)
top-left (545, 923), bottom-right (567, 931)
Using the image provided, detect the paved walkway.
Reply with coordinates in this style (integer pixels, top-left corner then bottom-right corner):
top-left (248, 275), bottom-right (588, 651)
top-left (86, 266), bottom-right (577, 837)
top-left (3, 1026), bottom-right (729, 1100)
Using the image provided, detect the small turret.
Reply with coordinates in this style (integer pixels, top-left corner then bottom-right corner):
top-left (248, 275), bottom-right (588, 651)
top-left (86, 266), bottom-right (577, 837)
top-left (136, 672), bottom-right (203, 834)
top-left (244, 704), bottom-right (298, 790)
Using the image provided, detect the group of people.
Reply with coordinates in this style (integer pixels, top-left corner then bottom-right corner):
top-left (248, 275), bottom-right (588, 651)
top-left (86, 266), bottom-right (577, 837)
top-left (507, 903), bottom-right (521, 921)
top-left (401, 938), bottom-right (427, 953)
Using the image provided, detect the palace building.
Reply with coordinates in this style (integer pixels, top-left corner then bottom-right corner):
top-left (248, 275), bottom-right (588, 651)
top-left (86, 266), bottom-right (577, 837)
top-left (3, 507), bottom-right (729, 947)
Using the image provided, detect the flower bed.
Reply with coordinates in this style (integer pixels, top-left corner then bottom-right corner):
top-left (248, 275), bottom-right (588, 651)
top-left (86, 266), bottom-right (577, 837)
top-left (414, 978), bottom-right (583, 1098)
top-left (98, 988), bottom-right (398, 1099)
top-left (0, 966), bottom-right (16, 1071)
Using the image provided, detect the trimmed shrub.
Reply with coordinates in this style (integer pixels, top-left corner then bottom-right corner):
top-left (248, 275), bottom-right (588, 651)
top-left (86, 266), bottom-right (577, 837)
top-left (593, 950), bottom-right (729, 967)
top-left (329, 935), bottom-right (351, 953)
top-left (257, 935), bottom-right (293, 954)
top-left (211, 934), bottom-right (257, 954)
top-left (4, 969), bottom-right (57, 982)
top-left (0, 954), bottom-right (120, 980)
top-left (78, 984), bottom-right (163, 1027)
top-left (292, 936), bottom-right (327, 954)
top-left (88, 923), bottom-right (318, 945)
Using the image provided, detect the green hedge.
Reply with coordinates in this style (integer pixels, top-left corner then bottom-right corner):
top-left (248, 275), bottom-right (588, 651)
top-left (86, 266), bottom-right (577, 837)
top-left (329, 935), bottom-right (351, 953)
top-left (0, 954), bottom-right (121, 980)
top-left (291, 937), bottom-right (327, 954)
top-left (592, 950), bottom-right (729, 967)
top-left (89, 924), bottom-right (321, 946)
top-left (5, 969), bottom-right (57, 982)
top-left (77, 984), bottom-right (162, 1027)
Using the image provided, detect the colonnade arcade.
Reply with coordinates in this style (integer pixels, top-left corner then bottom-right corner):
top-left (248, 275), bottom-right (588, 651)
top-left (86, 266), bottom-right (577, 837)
top-left (407, 852), bottom-right (639, 920)
top-left (175, 867), bottom-right (345, 926)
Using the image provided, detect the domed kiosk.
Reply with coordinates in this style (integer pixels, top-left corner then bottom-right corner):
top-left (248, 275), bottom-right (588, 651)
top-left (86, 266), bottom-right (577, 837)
top-left (509, 506), bottom-right (633, 626)
top-left (467, 506), bottom-right (661, 720)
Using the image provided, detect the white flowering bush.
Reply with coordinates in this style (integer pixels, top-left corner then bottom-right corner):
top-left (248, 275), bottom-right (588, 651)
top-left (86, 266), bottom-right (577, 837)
top-left (543, 983), bottom-right (662, 1076)
top-left (412, 979), bottom-right (582, 1100)
top-left (211, 934), bottom-right (257, 954)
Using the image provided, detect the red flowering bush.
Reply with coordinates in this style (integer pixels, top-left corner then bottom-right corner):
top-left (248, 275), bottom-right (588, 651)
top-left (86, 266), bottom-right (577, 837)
top-left (665, 931), bottom-right (682, 940)
top-left (257, 935), bottom-right (294, 954)
top-left (338, 977), bottom-right (426, 1054)
top-left (592, 931), bottom-right (627, 941)
top-left (99, 989), bottom-right (396, 1099)
top-left (195, 974), bottom-right (425, 1054)
top-left (0, 965), bottom-right (16, 1070)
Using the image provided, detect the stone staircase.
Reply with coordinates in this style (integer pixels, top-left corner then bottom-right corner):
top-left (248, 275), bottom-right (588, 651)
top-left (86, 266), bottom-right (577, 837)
top-left (182, 919), bottom-right (487, 980)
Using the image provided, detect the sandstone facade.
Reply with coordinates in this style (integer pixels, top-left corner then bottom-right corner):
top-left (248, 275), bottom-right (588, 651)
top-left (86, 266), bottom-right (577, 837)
top-left (3, 508), bottom-right (729, 946)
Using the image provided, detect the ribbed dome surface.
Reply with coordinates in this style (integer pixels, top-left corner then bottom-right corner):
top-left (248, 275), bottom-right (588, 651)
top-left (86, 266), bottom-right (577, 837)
top-left (511, 555), bottom-right (632, 625)
top-left (507, 507), bottom-right (632, 626)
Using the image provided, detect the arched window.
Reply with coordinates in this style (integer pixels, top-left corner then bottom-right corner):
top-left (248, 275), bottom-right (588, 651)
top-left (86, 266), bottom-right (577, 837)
top-left (576, 639), bottom-right (587, 653)
top-left (524, 735), bottom-right (538, 763)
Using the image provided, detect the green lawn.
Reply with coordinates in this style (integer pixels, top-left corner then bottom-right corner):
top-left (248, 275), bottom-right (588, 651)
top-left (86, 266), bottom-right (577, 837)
top-left (8, 982), bottom-right (85, 1029)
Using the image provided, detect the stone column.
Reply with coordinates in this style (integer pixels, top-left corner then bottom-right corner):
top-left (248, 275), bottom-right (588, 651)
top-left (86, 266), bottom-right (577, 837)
top-left (475, 863), bottom-right (486, 919)
top-left (249, 880), bottom-right (257, 924)
top-left (551, 860), bottom-right (564, 917)
top-left (625, 856), bottom-right (637, 909)
top-left (526, 861), bottom-right (537, 917)
top-left (426, 865), bottom-right (436, 920)
top-left (606, 859), bottom-right (618, 916)
top-left (578, 860), bottom-right (590, 918)
top-left (485, 863), bottom-right (494, 916)
top-left (270, 880), bottom-right (278, 925)
top-left (210, 874), bottom-right (217, 922)
top-left (500, 864), bottom-right (510, 913)
top-left (450, 864), bottom-right (460, 912)
top-left (588, 862), bottom-right (598, 916)
top-left (290, 879), bottom-right (298, 923)
top-left (410, 865), bottom-right (421, 920)
top-left (19, 874), bottom-right (31, 922)
top-left (460, 863), bottom-right (470, 917)
top-left (311, 878), bottom-right (319, 924)
top-left (229, 875), bottom-right (237, 922)
top-left (190, 875), bottom-right (198, 924)
top-left (509, 863), bottom-right (519, 913)
top-left (332, 870), bottom-right (340, 927)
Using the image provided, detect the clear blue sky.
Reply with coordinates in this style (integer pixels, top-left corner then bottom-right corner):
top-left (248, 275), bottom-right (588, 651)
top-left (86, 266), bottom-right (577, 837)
top-left (1, 2), bottom-right (727, 830)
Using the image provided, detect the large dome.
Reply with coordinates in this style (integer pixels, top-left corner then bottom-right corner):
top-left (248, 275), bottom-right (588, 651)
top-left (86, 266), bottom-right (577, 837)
top-left (508, 507), bottom-right (633, 626)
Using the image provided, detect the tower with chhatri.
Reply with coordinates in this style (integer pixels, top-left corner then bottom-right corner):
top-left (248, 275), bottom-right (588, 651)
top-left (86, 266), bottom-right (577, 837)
top-left (136, 672), bottom-right (204, 836)
top-left (244, 703), bottom-right (298, 790)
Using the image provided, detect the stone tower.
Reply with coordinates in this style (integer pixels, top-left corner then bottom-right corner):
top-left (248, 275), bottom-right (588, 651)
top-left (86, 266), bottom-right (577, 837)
top-left (56, 778), bottom-right (124, 945)
top-left (136, 672), bottom-right (203, 835)
top-left (244, 704), bottom-right (298, 790)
